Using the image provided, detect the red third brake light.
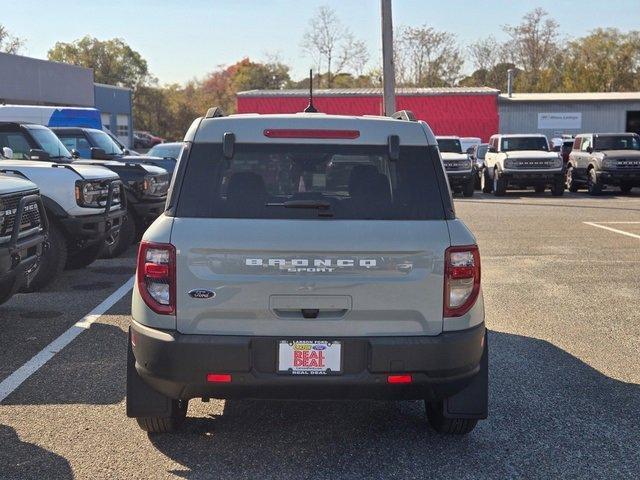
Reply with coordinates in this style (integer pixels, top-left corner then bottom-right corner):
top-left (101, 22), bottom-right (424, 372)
top-left (137, 241), bottom-right (176, 315)
top-left (263, 129), bottom-right (360, 139)
top-left (444, 245), bottom-right (481, 318)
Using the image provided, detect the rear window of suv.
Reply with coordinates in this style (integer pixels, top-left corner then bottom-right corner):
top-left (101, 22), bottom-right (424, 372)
top-left (175, 143), bottom-right (447, 220)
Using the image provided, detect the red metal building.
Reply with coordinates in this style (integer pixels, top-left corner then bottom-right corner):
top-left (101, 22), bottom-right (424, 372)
top-left (236, 87), bottom-right (500, 142)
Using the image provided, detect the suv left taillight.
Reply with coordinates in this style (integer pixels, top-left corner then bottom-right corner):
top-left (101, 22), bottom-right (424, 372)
top-left (443, 245), bottom-right (480, 317)
top-left (137, 241), bottom-right (176, 315)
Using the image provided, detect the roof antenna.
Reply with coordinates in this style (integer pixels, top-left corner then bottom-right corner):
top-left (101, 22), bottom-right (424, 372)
top-left (304, 69), bottom-right (318, 113)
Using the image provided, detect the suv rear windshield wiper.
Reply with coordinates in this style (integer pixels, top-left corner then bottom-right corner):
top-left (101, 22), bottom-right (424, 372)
top-left (266, 200), bottom-right (333, 216)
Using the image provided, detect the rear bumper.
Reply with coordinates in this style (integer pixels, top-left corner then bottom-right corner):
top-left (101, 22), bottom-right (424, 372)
top-left (130, 320), bottom-right (486, 401)
top-left (59, 208), bottom-right (126, 245)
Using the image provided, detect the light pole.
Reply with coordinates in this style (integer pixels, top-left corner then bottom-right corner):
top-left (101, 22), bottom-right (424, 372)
top-left (381, 0), bottom-right (396, 116)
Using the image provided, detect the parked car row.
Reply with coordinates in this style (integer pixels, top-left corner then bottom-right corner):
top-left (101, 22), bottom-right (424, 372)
top-left (438, 132), bottom-right (640, 197)
top-left (0, 119), bottom-right (183, 305)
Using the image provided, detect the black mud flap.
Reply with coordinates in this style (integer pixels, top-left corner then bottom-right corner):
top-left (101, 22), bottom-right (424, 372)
top-left (443, 330), bottom-right (488, 419)
top-left (126, 327), bottom-right (173, 418)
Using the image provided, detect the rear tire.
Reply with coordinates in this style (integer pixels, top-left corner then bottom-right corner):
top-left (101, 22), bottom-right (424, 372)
top-left (425, 401), bottom-right (478, 435)
top-left (136, 400), bottom-right (188, 433)
top-left (65, 243), bottom-right (103, 270)
top-left (25, 221), bottom-right (67, 292)
top-left (492, 170), bottom-right (507, 196)
top-left (587, 168), bottom-right (603, 196)
top-left (462, 177), bottom-right (475, 197)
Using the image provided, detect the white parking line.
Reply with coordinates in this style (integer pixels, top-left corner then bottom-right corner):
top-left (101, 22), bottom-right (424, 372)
top-left (584, 222), bottom-right (640, 240)
top-left (0, 276), bottom-right (134, 403)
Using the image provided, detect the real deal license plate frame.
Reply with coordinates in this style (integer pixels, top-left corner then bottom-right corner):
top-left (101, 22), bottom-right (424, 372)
top-left (277, 340), bottom-right (342, 375)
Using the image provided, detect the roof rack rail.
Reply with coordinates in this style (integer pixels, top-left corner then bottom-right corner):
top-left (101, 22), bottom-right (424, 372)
top-left (205, 106), bottom-right (225, 119)
top-left (391, 110), bottom-right (416, 121)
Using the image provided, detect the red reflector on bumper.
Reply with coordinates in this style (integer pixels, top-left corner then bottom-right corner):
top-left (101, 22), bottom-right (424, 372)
top-left (387, 374), bottom-right (412, 384)
top-left (206, 373), bottom-right (232, 383)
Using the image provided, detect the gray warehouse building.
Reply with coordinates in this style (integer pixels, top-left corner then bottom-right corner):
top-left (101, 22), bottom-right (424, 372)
top-left (0, 52), bottom-right (133, 147)
top-left (499, 92), bottom-right (640, 139)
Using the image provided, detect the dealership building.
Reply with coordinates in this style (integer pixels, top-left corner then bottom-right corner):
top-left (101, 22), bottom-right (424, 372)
top-left (237, 88), bottom-right (640, 142)
top-left (0, 52), bottom-right (133, 147)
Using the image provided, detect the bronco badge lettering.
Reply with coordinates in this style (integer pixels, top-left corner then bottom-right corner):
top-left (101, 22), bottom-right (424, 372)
top-left (245, 258), bottom-right (377, 273)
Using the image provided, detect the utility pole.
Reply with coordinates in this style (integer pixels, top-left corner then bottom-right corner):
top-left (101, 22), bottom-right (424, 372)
top-left (380, 0), bottom-right (396, 116)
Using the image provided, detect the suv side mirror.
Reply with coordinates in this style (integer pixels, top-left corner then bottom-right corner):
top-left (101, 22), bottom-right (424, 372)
top-left (1, 147), bottom-right (13, 159)
top-left (586, 146), bottom-right (593, 154)
top-left (123, 149), bottom-right (130, 155)
top-left (90, 147), bottom-right (108, 159)
top-left (29, 148), bottom-right (50, 161)
top-left (488, 146), bottom-right (497, 153)
top-left (466, 147), bottom-right (474, 155)
top-left (71, 149), bottom-right (80, 159)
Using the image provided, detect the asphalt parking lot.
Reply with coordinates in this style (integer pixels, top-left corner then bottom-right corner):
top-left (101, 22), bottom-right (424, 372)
top-left (1, 191), bottom-right (639, 480)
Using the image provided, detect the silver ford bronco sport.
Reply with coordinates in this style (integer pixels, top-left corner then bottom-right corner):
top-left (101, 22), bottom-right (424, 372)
top-left (127, 109), bottom-right (488, 435)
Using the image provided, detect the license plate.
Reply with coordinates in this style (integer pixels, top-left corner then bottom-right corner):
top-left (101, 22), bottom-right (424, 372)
top-left (278, 340), bottom-right (341, 375)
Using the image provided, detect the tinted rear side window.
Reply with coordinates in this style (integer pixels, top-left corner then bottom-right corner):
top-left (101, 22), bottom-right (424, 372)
top-left (176, 143), bottom-right (447, 220)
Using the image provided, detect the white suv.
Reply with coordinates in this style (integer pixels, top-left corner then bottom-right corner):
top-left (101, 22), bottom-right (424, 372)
top-left (483, 134), bottom-right (564, 196)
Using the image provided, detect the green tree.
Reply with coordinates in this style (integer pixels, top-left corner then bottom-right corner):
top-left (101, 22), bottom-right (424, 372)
top-left (47, 36), bottom-right (150, 88)
top-left (459, 63), bottom-right (519, 92)
top-left (0, 24), bottom-right (24, 54)
top-left (561, 29), bottom-right (640, 92)
top-left (231, 58), bottom-right (291, 91)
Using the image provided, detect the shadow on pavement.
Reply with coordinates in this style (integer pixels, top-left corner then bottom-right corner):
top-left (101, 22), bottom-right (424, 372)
top-left (147, 331), bottom-right (639, 479)
top-left (3, 323), bottom-right (127, 406)
top-left (0, 425), bottom-right (73, 480)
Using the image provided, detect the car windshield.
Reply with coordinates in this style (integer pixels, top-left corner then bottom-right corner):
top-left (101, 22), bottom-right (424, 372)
top-left (477, 145), bottom-right (488, 159)
top-left (594, 135), bottom-right (640, 151)
top-left (26, 126), bottom-right (73, 159)
top-left (437, 139), bottom-right (462, 153)
top-left (501, 137), bottom-right (548, 152)
top-left (148, 143), bottom-right (182, 159)
top-left (87, 129), bottom-right (124, 155)
top-left (176, 143), bottom-right (446, 220)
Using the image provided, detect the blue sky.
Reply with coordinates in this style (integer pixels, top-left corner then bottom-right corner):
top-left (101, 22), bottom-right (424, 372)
top-left (3, 0), bottom-right (639, 84)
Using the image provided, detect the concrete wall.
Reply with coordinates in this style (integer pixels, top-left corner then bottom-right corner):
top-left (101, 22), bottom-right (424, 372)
top-left (499, 99), bottom-right (640, 138)
top-left (0, 52), bottom-right (94, 106)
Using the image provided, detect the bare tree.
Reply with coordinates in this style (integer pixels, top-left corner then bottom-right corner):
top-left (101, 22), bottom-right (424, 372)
top-left (0, 24), bottom-right (24, 54)
top-left (502, 8), bottom-right (561, 88)
top-left (301, 5), bottom-right (369, 87)
top-left (395, 25), bottom-right (463, 87)
top-left (467, 36), bottom-right (507, 72)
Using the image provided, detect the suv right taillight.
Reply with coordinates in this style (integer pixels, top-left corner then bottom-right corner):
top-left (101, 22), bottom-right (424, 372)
top-left (137, 241), bottom-right (176, 315)
top-left (443, 245), bottom-right (480, 317)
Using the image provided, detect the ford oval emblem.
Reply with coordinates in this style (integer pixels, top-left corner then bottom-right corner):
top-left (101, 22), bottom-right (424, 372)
top-left (188, 289), bottom-right (216, 299)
